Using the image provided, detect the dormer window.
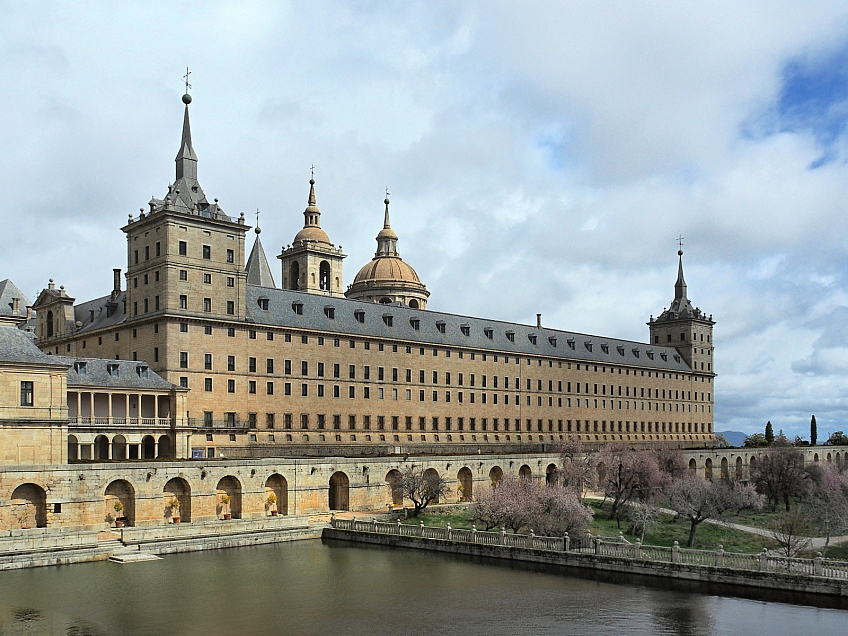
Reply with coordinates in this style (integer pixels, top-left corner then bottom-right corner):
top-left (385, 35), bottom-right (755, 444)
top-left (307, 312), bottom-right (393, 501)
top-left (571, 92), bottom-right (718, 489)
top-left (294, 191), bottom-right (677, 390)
top-left (74, 361), bottom-right (87, 375)
top-left (410, 318), bottom-right (420, 330)
top-left (484, 327), bottom-right (494, 339)
top-left (584, 341), bottom-right (592, 352)
top-left (324, 306), bottom-right (335, 319)
top-left (617, 346), bottom-right (625, 356)
top-left (107, 363), bottom-right (120, 377)
top-left (136, 364), bottom-right (149, 378)
top-left (528, 334), bottom-right (537, 345)
top-left (292, 301), bottom-right (303, 315)
top-left (646, 350), bottom-right (655, 360)
top-left (632, 348), bottom-right (640, 358)
top-left (383, 314), bottom-right (394, 327)
top-left (505, 330), bottom-right (515, 343)
top-left (567, 339), bottom-right (575, 350)
top-left (435, 321), bottom-right (446, 334)
top-left (354, 309), bottom-right (365, 324)
top-left (258, 297), bottom-right (269, 310)
top-left (548, 336), bottom-right (557, 347)
top-left (460, 324), bottom-right (470, 336)
top-left (673, 354), bottom-right (681, 363)
top-left (660, 352), bottom-right (668, 361)
top-left (600, 344), bottom-right (609, 354)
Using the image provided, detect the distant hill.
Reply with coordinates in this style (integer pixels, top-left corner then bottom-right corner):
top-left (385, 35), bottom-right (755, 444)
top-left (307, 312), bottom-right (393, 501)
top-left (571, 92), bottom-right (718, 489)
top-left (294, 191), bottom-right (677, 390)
top-left (716, 431), bottom-right (747, 447)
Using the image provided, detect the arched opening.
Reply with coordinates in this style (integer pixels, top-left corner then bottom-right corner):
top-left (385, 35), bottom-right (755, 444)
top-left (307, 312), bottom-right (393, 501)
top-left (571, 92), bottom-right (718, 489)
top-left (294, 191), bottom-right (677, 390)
top-left (749, 456), bottom-right (757, 475)
top-left (67, 435), bottom-right (79, 461)
top-left (157, 435), bottom-right (172, 459)
top-left (735, 456), bottom-right (743, 480)
top-left (704, 458), bottom-right (713, 480)
top-left (827, 453), bottom-right (832, 463)
top-left (720, 457), bottom-right (729, 480)
top-left (385, 469), bottom-right (403, 506)
top-left (141, 435), bottom-right (156, 460)
top-left (112, 435), bottom-right (127, 461)
top-left (545, 463), bottom-right (559, 486)
top-left (458, 467), bottom-right (473, 501)
top-left (105, 479), bottom-right (135, 527)
top-left (379, 297), bottom-right (392, 304)
top-left (46, 310), bottom-right (54, 337)
top-left (163, 477), bottom-right (191, 523)
top-left (319, 261), bottom-right (331, 291)
top-left (423, 468), bottom-right (440, 503)
top-left (265, 474), bottom-right (288, 515)
top-left (216, 476), bottom-right (243, 519)
top-left (329, 471), bottom-right (350, 510)
top-left (814, 453), bottom-right (820, 463)
top-left (10, 483), bottom-right (47, 528)
top-left (409, 299), bottom-right (419, 309)
top-left (93, 435), bottom-right (109, 460)
top-left (290, 261), bottom-right (300, 290)
top-left (489, 466), bottom-right (503, 486)
top-left (688, 458), bottom-right (697, 473)
top-left (519, 464), bottom-right (532, 479)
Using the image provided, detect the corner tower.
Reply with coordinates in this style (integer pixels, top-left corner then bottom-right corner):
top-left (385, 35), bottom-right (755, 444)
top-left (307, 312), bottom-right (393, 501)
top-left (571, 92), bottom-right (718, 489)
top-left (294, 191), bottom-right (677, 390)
top-left (345, 195), bottom-right (430, 309)
top-left (277, 178), bottom-right (345, 296)
top-left (648, 249), bottom-right (715, 374)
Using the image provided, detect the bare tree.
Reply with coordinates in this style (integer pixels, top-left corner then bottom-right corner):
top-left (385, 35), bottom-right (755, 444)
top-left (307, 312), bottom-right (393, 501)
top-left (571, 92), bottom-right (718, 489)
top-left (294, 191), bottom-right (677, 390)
top-left (665, 475), bottom-right (763, 547)
top-left (597, 443), bottom-right (667, 525)
top-left (806, 464), bottom-right (848, 557)
top-left (389, 466), bottom-right (451, 517)
top-left (652, 444), bottom-right (688, 481)
top-left (768, 509), bottom-right (813, 558)
top-left (750, 446), bottom-right (808, 512)
top-left (557, 436), bottom-right (596, 499)
top-left (625, 501), bottom-right (661, 543)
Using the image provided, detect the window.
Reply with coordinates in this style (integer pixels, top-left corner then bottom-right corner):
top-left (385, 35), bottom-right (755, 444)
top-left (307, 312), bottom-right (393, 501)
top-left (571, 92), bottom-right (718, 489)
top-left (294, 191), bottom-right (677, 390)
top-left (202, 245), bottom-right (211, 259)
top-left (204, 378), bottom-right (213, 392)
top-left (227, 249), bottom-right (234, 263)
top-left (203, 298), bottom-right (212, 312)
top-left (228, 328), bottom-right (235, 337)
top-left (267, 381), bottom-right (274, 395)
top-left (204, 325), bottom-right (212, 335)
top-left (318, 363), bottom-right (325, 377)
top-left (302, 361), bottom-right (308, 376)
top-left (180, 296), bottom-right (188, 309)
top-left (325, 306), bottom-right (335, 319)
top-left (267, 359), bottom-right (274, 374)
top-left (203, 273), bottom-right (212, 284)
top-left (179, 241), bottom-right (187, 256)
top-left (228, 379), bottom-right (235, 393)
top-left (228, 355), bottom-right (236, 371)
top-left (20, 381), bottom-right (33, 406)
top-left (180, 352), bottom-right (188, 368)
top-left (436, 321), bottom-right (446, 333)
top-left (107, 363), bottom-right (119, 377)
top-left (460, 324), bottom-right (470, 336)
top-left (226, 301), bottom-right (235, 315)
top-left (180, 376), bottom-right (189, 388)
top-left (205, 354), bottom-right (212, 370)
top-left (144, 245), bottom-right (150, 261)
top-left (266, 413), bottom-right (275, 429)
top-left (249, 381), bottom-right (256, 394)
top-left (354, 309), bottom-right (365, 323)
top-left (258, 298), bottom-right (269, 310)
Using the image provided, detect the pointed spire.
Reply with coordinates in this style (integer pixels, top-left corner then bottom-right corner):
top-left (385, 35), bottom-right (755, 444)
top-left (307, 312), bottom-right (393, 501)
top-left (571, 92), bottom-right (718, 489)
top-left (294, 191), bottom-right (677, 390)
top-left (383, 194), bottom-right (392, 229)
top-left (175, 94), bottom-right (198, 181)
top-left (675, 249), bottom-right (688, 302)
top-left (246, 229), bottom-right (276, 288)
top-left (375, 193), bottom-right (399, 257)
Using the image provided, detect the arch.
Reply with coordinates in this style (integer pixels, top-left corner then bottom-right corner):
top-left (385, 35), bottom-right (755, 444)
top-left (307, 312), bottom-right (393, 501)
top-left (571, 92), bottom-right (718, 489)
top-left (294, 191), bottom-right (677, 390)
top-left (10, 483), bottom-right (47, 528)
top-left (423, 468), bottom-right (441, 503)
top-left (46, 310), bottom-right (54, 337)
top-left (290, 261), bottom-right (300, 290)
top-left (720, 457), bottom-right (729, 480)
top-left (827, 453), bottom-right (833, 463)
top-left (408, 299), bottom-right (419, 309)
top-left (141, 435), bottom-right (156, 460)
top-left (838, 452), bottom-right (843, 468)
top-left (385, 469), bottom-right (403, 506)
top-left (704, 458), bottom-right (713, 480)
top-left (105, 479), bottom-right (135, 527)
top-left (735, 456), bottom-right (743, 480)
top-left (489, 465), bottom-right (504, 486)
top-left (265, 474), bottom-right (288, 516)
top-left (157, 435), bottom-right (171, 459)
top-left (329, 471), bottom-right (350, 510)
top-left (163, 477), bottom-right (191, 523)
top-left (457, 467), bottom-right (473, 501)
top-left (319, 261), bottom-right (331, 291)
top-left (519, 464), bottom-right (532, 479)
top-left (216, 476), bottom-right (243, 519)
top-left (749, 456), bottom-right (758, 473)
top-left (545, 463), bottom-right (559, 486)
top-left (67, 435), bottom-right (79, 461)
top-left (814, 453), bottom-right (820, 463)
top-left (112, 435), bottom-right (127, 461)
top-left (379, 297), bottom-right (392, 304)
top-left (94, 435), bottom-right (109, 460)
top-left (688, 458), bottom-right (697, 472)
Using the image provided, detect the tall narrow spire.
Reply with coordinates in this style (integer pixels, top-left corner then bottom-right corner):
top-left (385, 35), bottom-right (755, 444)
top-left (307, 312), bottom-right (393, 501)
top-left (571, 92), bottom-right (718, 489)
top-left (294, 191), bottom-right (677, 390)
top-left (375, 195), bottom-right (399, 257)
top-left (675, 249), bottom-right (687, 302)
top-left (175, 93), bottom-right (198, 181)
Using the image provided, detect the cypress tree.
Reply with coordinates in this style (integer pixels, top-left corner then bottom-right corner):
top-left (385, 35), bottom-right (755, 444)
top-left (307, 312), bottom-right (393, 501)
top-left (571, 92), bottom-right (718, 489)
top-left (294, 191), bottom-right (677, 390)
top-left (765, 421), bottom-right (774, 445)
top-left (811, 415), bottom-right (817, 446)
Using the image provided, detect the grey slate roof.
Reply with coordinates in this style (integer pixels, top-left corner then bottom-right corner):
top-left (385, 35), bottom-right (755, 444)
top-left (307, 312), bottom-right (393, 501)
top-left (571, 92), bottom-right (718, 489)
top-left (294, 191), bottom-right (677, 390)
top-left (245, 233), bottom-right (276, 288)
top-left (72, 292), bottom-right (126, 334)
top-left (244, 285), bottom-right (693, 372)
top-left (0, 326), bottom-right (68, 366)
top-left (0, 280), bottom-right (30, 319)
top-left (53, 356), bottom-right (177, 390)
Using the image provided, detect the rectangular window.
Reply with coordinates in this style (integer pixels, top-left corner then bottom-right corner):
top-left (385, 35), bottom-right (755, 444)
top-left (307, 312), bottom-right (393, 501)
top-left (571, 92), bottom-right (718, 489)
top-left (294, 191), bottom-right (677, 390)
top-left (179, 241), bottom-right (187, 256)
top-left (301, 361), bottom-right (308, 376)
top-left (205, 354), bottom-right (212, 370)
top-left (204, 378), bottom-right (212, 392)
top-left (226, 301), bottom-right (234, 315)
top-left (20, 381), bottom-right (33, 406)
top-left (266, 413), bottom-right (275, 429)
top-left (227, 249), bottom-right (234, 263)
top-left (204, 325), bottom-right (212, 335)
top-left (267, 381), bottom-right (274, 395)
top-left (285, 360), bottom-right (292, 374)
top-left (267, 359), bottom-right (274, 374)
top-left (179, 270), bottom-right (187, 281)
top-left (180, 295), bottom-right (188, 309)
top-left (228, 379), bottom-right (235, 393)
top-left (318, 363), bottom-right (325, 377)
top-left (249, 381), bottom-right (256, 394)
top-left (227, 277), bottom-right (235, 287)
top-left (227, 355), bottom-right (235, 371)
top-left (203, 298), bottom-right (211, 312)
top-left (203, 245), bottom-right (211, 259)
top-left (203, 273), bottom-right (212, 284)
top-left (179, 352), bottom-right (188, 368)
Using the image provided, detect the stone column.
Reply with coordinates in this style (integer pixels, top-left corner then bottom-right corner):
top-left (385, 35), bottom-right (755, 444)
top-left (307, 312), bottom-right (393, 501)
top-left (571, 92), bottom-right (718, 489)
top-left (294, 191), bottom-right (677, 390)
top-left (89, 392), bottom-right (94, 422)
top-left (125, 394), bottom-right (130, 423)
top-left (107, 392), bottom-right (113, 424)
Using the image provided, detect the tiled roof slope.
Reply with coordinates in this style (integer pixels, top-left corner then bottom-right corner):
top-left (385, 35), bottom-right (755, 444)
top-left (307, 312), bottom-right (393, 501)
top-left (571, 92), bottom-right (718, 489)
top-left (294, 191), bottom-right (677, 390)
top-left (0, 326), bottom-right (68, 366)
top-left (53, 356), bottom-right (177, 390)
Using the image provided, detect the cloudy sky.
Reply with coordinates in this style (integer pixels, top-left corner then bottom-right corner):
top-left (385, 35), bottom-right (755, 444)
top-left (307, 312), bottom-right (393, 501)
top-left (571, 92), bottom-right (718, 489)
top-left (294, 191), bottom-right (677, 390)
top-left (2, 1), bottom-right (848, 439)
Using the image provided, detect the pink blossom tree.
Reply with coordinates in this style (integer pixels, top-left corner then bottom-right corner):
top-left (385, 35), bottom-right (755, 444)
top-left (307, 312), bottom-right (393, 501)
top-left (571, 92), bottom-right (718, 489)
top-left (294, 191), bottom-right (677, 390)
top-left (557, 436), bottom-right (596, 499)
top-left (597, 443), bottom-right (667, 524)
top-left (806, 463), bottom-right (848, 556)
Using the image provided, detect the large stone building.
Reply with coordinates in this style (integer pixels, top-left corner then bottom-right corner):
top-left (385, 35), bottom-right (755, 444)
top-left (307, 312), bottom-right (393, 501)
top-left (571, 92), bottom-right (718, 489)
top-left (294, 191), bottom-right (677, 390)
top-left (20, 93), bottom-right (716, 460)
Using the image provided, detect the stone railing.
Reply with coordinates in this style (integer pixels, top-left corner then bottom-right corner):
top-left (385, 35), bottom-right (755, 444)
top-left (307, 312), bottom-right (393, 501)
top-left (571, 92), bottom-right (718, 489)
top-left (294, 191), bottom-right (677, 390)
top-left (70, 417), bottom-right (175, 428)
top-left (330, 515), bottom-right (848, 580)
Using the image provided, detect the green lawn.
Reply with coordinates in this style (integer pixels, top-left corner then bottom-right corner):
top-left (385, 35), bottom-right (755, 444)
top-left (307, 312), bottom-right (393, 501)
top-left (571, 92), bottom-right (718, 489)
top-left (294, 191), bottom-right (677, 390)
top-left (401, 501), bottom-right (769, 554)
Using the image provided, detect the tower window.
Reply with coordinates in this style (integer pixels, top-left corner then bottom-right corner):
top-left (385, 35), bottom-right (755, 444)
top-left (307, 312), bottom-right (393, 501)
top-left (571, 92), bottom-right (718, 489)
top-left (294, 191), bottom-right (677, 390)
top-left (202, 245), bottom-right (211, 259)
top-left (20, 381), bottom-right (33, 406)
top-left (227, 249), bottom-right (234, 263)
top-left (179, 241), bottom-right (187, 256)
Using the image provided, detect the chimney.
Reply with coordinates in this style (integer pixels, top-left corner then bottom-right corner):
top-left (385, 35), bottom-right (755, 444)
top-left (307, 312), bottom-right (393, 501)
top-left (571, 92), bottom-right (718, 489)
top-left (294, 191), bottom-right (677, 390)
top-left (11, 297), bottom-right (19, 315)
top-left (112, 268), bottom-right (121, 299)
top-left (25, 305), bottom-right (32, 320)
top-left (536, 313), bottom-right (542, 329)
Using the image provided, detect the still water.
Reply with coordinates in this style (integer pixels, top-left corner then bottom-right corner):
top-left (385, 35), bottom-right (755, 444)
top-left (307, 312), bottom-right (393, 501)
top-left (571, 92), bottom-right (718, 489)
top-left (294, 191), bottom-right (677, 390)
top-left (0, 539), bottom-right (845, 636)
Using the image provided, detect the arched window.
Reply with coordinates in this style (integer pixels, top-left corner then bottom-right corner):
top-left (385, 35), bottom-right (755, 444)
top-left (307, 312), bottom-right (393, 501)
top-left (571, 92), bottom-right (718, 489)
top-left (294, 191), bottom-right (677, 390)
top-left (46, 310), bottom-right (54, 337)
top-left (409, 299), bottom-right (419, 309)
top-left (319, 261), bottom-right (331, 291)
top-left (290, 261), bottom-right (300, 290)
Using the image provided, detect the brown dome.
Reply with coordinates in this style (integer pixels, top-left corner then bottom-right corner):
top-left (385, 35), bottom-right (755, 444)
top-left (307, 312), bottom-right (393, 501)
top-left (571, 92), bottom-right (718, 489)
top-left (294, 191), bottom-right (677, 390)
top-left (293, 225), bottom-right (331, 244)
top-left (353, 256), bottom-right (421, 285)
